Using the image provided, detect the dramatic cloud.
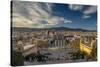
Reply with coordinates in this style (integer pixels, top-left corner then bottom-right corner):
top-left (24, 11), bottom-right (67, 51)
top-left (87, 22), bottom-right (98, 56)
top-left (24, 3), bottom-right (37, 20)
top-left (12, 1), bottom-right (72, 28)
top-left (68, 4), bottom-right (83, 11)
top-left (82, 6), bottom-right (97, 19)
top-left (68, 4), bottom-right (97, 19)
top-left (83, 6), bottom-right (97, 14)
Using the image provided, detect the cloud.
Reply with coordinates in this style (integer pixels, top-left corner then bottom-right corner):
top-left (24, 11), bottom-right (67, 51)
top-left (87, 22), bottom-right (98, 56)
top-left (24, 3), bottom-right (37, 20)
top-left (82, 15), bottom-right (91, 19)
top-left (82, 6), bottom-right (97, 19)
top-left (12, 1), bottom-right (72, 28)
top-left (68, 4), bottom-right (83, 11)
top-left (12, 1), bottom-right (52, 28)
top-left (64, 20), bottom-right (72, 23)
top-left (83, 6), bottom-right (97, 14)
top-left (68, 4), bottom-right (97, 19)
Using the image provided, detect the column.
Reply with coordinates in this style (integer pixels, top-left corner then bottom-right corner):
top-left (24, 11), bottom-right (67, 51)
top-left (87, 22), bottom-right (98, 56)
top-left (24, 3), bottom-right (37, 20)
top-left (58, 40), bottom-right (60, 47)
top-left (49, 40), bottom-right (51, 47)
top-left (56, 39), bottom-right (58, 47)
top-left (55, 40), bottom-right (57, 47)
top-left (54, 40), bottom-right (55, 47)
top-left (61, 39), bottom-right (64, 46)
top-left (60, 40), bottom-right (62, 46)
top-left (63, 40), bottom-right (65, 47)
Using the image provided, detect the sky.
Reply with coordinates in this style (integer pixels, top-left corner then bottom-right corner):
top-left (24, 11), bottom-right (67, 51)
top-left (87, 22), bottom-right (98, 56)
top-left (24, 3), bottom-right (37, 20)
top-left (12, 1), bottom-right (97, 30)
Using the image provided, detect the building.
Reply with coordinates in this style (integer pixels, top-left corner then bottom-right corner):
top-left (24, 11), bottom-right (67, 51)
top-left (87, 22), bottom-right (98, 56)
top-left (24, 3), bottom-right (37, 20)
top-left (48, 34), bottom-right (66, 48)
top-left (35, 39), bottom-right (48, 48)
top-left (80, 36), bottom-right (96, 57)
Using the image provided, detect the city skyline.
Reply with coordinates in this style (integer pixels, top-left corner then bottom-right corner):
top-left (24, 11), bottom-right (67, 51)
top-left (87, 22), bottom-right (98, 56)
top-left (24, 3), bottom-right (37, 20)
top-left (12, 1), bottom-right (97, 30)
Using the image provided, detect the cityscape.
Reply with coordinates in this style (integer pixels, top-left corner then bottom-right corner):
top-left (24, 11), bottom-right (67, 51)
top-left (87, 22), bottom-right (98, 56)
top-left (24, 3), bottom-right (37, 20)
top-left (11, 1), bottom-right (97, 66)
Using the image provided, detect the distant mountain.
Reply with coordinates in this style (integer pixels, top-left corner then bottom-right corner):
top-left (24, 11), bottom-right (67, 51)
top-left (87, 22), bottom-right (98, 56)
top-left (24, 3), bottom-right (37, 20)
top-left (11, 27), bottom-right (97, 32)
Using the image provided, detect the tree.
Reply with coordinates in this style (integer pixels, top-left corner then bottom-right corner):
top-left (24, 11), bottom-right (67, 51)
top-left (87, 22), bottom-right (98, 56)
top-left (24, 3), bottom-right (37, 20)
top-left (11, 50), bottom-right (24, 66)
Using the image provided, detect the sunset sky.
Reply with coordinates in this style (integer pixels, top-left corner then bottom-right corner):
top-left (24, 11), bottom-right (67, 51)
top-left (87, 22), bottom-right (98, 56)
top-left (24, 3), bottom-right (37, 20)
top-left (12, 1), bottom-right (97, 30)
